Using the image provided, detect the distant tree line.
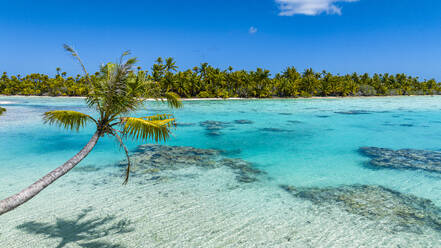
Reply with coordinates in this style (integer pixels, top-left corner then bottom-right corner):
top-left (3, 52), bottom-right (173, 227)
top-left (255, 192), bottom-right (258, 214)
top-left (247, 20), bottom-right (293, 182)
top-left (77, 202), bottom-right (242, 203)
top-left (1, 57), bottom-right (440, 98)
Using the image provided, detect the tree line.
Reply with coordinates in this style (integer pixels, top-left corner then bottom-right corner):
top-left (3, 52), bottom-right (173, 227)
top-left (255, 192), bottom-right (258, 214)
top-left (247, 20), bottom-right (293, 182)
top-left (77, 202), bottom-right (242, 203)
top-left (1, 57), bottom-right (440, 98)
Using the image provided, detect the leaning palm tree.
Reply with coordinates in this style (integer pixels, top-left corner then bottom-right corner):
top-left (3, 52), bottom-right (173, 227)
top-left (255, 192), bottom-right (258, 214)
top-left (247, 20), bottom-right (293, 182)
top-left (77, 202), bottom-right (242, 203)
top-left (0, 45), bottom-right (182, 215)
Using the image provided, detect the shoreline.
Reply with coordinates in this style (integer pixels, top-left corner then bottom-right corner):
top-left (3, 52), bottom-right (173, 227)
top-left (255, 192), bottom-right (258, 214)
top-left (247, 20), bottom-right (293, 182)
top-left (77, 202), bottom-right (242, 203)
top-left (1, 94), bottom-right (439, 101)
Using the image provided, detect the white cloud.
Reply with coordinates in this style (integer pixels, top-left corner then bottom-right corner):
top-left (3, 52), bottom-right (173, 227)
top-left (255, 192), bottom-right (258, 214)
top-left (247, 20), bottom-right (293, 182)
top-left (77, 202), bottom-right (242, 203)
top-left (275, 0), bottom-right (358, 16)
top-left (249, 26), bottom-right (258, 34)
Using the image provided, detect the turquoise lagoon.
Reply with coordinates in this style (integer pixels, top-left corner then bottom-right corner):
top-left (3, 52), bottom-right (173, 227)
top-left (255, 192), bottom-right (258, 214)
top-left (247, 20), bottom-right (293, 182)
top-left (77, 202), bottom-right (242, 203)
top-left (0, 96), bottom-right (440, 247)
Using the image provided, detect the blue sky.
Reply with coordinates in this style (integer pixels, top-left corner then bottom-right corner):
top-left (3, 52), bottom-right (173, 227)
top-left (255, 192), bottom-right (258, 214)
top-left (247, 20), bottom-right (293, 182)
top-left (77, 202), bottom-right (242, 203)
top-left (1, 0), bottom-right (441, 79)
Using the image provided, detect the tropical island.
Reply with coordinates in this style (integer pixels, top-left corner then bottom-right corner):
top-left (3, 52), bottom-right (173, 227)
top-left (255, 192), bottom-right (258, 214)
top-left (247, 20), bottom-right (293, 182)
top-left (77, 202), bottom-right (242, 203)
top-left (1, 0), bottom-right (441, 247)
top-left (1, 60), bottom-right (440, 98)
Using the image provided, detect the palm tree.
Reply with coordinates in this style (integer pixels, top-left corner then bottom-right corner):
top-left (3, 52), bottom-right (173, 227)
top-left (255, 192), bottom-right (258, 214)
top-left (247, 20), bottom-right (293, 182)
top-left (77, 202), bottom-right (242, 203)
top-left (164, 57), bottom-right (178, 72)
top-left (0, 45), bottom-right (182, 215)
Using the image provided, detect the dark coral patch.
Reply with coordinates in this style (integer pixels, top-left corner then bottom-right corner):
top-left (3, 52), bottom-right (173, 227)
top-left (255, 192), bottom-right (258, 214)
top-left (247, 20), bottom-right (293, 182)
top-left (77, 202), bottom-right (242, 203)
top-left (335, 110), bottom-right (372, 115)
top-left (234, 119), bottom-right (254, 124)
top-left (281, 184), bottom-right (441, 233)
top-left (119, 144), bottom-right (264, 184)
top-left (359, 147), bottom-right (441, 173)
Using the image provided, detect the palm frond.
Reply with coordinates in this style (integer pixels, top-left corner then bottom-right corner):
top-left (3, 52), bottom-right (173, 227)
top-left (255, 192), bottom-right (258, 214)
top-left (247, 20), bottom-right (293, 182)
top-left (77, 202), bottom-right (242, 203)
top-left (0, 107), bottom-right (5, 116)
top-left (163, 92), bottom-right (183, 109)
top-left (63, 44), bottom-right (89, 76)
top-left (141, 114), bottom-right (176, 128)
top-left (43, 110), bottom-right (96, 131)
top-left (120, 117), bottom-right (175, 142)
top-left (125, 58), bottom-right (138, 67)
top-left (112, 129), bottom-right (132, 185)
top-left (63, 44), bottom-right (77, 56)
top-left (120, 50), bottom-right (130, 62)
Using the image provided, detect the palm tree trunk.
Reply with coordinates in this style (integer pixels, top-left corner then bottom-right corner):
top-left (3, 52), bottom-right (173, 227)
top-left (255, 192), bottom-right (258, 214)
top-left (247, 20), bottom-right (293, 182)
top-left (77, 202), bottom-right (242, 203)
top-left (0, 131), bottom-right (100, 216)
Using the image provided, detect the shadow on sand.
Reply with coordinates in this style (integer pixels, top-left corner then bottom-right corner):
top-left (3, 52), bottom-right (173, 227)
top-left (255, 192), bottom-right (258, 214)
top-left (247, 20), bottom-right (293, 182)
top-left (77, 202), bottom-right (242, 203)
top-left (16, 207), bottom-right (133, 248)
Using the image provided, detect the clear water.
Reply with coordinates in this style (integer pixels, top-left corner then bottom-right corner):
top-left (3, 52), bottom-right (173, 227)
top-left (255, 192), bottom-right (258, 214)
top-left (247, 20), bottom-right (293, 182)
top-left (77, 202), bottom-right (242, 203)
top-left (0, 96), bottom-right (440, 247)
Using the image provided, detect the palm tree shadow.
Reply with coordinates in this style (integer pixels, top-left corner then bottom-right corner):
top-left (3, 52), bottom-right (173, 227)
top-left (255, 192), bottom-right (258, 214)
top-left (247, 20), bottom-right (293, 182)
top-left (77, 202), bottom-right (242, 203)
top-left (16, 207), bottom-right (134, 248)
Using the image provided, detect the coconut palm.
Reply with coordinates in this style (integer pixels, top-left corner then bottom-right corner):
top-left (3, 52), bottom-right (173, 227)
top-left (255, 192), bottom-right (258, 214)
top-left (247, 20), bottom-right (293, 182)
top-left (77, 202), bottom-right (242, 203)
top-left (0, 45), bottom-right (182, 215)
top-left (164, 57), bottom-right (178, 72)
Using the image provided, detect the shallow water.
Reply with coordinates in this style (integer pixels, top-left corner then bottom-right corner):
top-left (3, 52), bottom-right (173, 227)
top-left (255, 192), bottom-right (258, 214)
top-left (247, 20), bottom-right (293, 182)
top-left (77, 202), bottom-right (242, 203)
top-left (0, 96), bottom-right (440, 247)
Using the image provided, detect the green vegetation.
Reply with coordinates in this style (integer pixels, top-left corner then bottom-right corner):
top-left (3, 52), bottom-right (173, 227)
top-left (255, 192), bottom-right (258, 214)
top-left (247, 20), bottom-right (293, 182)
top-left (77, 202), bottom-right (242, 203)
top-left (0, 106), bottom-right (5, 115)
top-left (1, 58), bottom-right (440, 98)
top-left (0, 46), bottom-right (182, 215)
